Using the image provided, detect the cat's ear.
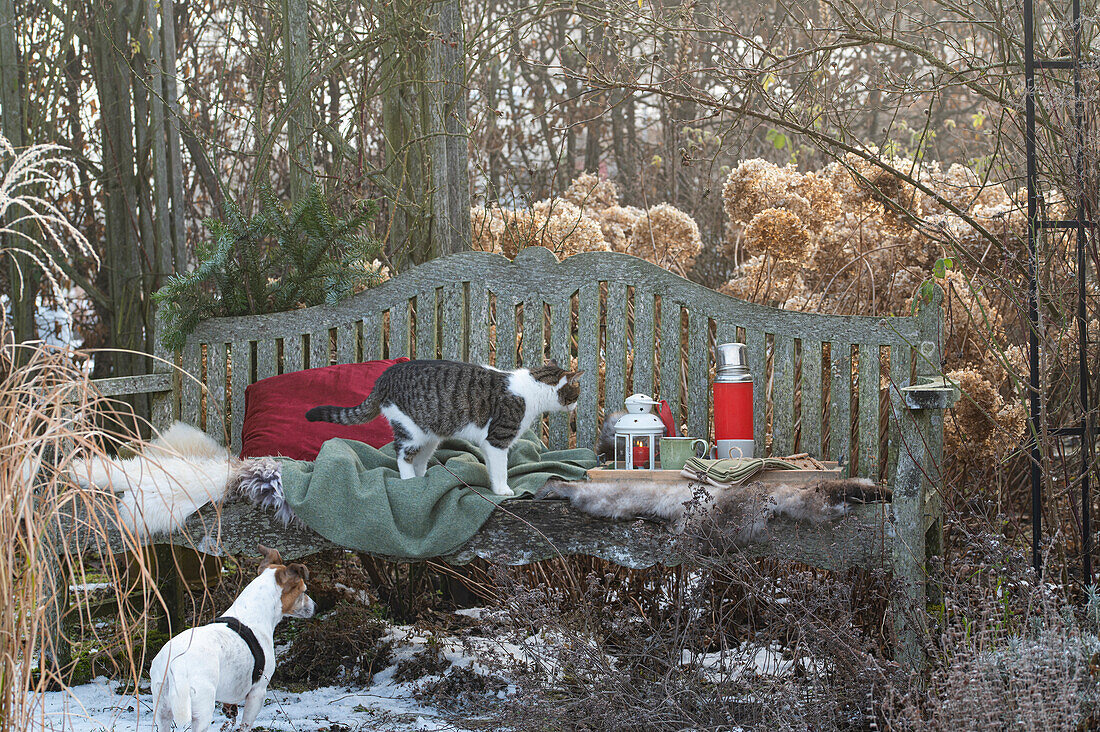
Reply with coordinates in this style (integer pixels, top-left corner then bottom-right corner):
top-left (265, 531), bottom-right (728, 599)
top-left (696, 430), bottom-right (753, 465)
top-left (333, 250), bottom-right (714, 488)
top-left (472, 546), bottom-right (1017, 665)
top-left (547, 359), bottom-right (560, 368)
top-left (567, 370), bottom-right (584, 383)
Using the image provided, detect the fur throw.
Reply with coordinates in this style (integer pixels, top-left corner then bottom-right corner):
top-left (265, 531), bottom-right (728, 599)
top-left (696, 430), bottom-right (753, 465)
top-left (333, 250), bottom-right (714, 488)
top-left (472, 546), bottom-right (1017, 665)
top-left (70, 422), bottom-right (236, 538)
top-left (232, 458), bottom-right (298, 526)
top-left (539, 475), bottom-right (888, 546)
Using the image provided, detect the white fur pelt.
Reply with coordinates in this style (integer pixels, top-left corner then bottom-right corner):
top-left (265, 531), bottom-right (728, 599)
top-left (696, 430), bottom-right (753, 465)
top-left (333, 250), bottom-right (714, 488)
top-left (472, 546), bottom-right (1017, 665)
top-left (538, 476), bottom-right (888, 546)
top-left (70, 422), bottom-right (236, 538)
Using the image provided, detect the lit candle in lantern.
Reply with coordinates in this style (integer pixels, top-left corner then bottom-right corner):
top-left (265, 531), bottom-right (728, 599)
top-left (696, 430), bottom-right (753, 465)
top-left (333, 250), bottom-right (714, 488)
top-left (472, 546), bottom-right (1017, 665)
top-left (613, 394), bottom-right (665, 470)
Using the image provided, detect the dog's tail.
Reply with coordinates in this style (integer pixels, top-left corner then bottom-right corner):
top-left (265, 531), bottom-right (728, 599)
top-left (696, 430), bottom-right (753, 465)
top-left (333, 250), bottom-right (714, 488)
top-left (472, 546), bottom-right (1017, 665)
top-left (305, 391), bottom-right (382, 425)
top-left (167, 665), bottom-right (192, 725)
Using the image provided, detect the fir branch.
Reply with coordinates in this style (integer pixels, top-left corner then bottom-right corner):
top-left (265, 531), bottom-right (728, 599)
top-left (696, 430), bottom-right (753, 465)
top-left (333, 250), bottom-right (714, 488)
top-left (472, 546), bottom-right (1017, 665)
top-left (154, 185), bottom-right (382, 351)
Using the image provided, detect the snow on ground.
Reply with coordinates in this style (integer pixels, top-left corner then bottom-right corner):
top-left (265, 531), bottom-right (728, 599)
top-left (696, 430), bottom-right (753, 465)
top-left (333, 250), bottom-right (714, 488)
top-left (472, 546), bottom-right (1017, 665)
top-left (29, 607), bottom-right (811, 730)
top-left (31, 675), bottom-right (475, 732)
top-left (30, 619), bottom-right (506, 732)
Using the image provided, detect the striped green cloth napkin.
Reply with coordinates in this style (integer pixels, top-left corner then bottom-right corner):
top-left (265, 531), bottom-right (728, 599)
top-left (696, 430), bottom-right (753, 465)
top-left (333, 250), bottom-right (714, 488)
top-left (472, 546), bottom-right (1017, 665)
top-left (680, 456), bottom-right (803, 486)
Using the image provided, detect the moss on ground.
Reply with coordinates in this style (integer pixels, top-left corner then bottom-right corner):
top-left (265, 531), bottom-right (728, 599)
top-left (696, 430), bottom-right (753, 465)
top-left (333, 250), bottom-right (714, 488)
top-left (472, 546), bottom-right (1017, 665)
top-left (67, 627), bottom-right (173, 686)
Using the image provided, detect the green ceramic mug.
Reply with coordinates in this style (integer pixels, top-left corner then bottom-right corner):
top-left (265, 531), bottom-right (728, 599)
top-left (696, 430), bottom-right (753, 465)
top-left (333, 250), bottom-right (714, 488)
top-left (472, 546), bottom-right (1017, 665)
top-left (660, 437), bottom-right (710, 470)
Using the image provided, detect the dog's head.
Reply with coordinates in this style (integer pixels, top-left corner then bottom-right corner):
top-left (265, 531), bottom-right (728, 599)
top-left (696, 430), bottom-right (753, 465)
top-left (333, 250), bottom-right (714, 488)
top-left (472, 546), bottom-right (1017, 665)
top-left (257, 544), bottom-right (316, 620)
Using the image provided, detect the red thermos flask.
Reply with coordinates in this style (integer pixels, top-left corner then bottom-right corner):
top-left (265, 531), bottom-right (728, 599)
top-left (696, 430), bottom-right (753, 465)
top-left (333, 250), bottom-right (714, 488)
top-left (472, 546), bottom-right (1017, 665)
top-left (712, 342), bottom-right (754, 458)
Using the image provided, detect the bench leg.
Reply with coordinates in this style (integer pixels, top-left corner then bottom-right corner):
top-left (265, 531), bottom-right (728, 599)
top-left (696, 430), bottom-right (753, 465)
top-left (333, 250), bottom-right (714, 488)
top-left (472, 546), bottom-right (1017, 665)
top-left (891, 510), bottom-right (927, 674)
top-left (891, 404), bottom-right (931, 675)
top-left (42, 543), bottom-right (72, 687)
top-left (155, 545), bottom-right (184, 635)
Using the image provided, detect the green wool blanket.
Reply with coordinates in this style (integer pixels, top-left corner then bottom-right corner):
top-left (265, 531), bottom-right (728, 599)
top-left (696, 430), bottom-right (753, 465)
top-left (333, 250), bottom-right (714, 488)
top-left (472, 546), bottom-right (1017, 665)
top-left (273, 431), bottom-right (597, 559)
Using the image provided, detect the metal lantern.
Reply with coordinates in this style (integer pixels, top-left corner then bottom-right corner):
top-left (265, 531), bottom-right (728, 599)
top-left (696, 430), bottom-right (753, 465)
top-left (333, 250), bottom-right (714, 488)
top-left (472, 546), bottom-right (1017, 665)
top-left (613, 394), bottom-right (665, 470)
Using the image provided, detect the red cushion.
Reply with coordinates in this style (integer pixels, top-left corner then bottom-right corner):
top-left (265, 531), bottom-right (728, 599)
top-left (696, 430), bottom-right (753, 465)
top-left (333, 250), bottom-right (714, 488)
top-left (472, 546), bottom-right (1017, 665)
top-left (240, 358), bottom-right (409, 460)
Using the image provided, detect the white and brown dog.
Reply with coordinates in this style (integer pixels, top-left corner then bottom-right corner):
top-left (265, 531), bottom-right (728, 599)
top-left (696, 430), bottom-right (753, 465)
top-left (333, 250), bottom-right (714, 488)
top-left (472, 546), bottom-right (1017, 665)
top-left (150, 545), bottom-right (315, 731)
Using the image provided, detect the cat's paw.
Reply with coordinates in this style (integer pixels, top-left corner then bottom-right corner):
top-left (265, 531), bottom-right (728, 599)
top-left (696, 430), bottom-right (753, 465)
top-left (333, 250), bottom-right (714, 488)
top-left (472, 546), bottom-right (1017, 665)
top-left (491, 485), bottom-right (515, 497)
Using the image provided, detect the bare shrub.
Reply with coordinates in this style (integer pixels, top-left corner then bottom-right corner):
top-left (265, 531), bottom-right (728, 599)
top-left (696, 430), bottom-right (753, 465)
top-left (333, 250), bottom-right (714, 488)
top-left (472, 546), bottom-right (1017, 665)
top-left (888, 580), bottom-right (1100, 730)
top-left (0, 330), bottom-right (161, 730)
top-left (470, 172), bottom-right (702, 270)
top-left (475, 548), bottom-right (899, 732)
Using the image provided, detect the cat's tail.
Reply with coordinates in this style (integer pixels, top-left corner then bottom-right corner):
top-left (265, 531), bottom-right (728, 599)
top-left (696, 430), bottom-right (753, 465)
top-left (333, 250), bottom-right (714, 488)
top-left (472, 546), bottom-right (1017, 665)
top-left (305, 392), bottom-right (382, 425)
top-left (595, 410), bottom-right (625, 461)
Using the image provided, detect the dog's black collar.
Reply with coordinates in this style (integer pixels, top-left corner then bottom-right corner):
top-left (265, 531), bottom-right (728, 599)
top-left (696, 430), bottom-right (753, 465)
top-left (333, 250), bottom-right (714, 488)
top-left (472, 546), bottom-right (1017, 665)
top-left (211, 616), bottom-right (265, 684)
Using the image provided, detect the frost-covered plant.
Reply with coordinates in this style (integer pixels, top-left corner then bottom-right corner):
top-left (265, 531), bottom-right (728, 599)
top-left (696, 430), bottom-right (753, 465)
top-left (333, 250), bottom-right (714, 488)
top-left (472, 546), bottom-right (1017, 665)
top-left (0, 133), bottom-right (97, 299)
top-left (890, 588), bottom-right (1100, 730)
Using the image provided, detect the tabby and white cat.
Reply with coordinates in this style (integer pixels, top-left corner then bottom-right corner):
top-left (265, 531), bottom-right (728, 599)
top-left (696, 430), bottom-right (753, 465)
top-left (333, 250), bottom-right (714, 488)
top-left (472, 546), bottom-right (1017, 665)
top-left (306, 360), bottom-right (583, 496)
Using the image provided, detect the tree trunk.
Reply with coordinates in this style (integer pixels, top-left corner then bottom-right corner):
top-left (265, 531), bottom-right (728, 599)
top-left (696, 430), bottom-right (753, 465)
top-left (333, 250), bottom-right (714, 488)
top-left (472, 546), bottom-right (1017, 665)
top-left (143, 0), bottom-right (172, 286)
top-left (430, 0), bottom-right (470, 256)
top-left (161, 0), bottom-right (187, 272)
top-left (283, 0), bottom-right (313, 201)
top-left (381, 4), bottom-right (426, 268)
top-left (384, 0), bottom-right (469, 270)
top-left (0, 0), bottom-right (37, 352)
top-left (88, 1), bottom-right (149, 423)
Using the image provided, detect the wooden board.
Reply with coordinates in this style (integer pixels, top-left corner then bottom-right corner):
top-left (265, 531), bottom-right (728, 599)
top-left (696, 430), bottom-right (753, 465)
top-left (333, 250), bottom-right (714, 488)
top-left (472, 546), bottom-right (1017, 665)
top-left (588, 465), bottom-right (841, 485)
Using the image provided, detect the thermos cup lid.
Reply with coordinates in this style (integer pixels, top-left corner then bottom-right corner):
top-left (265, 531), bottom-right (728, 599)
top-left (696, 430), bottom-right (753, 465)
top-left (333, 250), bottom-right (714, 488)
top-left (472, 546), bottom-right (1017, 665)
top-left (715, 343), bottom-right (753, 382)
top-left (716, 342), bottom-right (748, 369)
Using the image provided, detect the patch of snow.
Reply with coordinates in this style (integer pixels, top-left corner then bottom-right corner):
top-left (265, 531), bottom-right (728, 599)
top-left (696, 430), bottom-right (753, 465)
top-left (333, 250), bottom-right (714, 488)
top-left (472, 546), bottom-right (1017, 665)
top-left (30, 669), bottom-right (483, 731)
top-left (68, 583), bottom-right (111, 593)
top-left (334, 581), bottom-right (374, 606)
top-left (452, 607), bottom-right (483, 620)
top-left (680, 641), bottom-right (823, 683)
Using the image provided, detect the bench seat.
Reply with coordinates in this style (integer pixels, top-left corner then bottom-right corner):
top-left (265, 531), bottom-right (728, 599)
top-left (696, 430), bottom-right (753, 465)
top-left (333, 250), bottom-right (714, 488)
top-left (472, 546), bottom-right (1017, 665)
top-left (61, 496), bottom-right (892, 572)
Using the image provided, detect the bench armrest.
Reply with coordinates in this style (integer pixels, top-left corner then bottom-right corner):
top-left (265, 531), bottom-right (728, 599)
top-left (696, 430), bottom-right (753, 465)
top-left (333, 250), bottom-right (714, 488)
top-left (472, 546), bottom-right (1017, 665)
top-left (902, 376), bottom-right (960, 410)
top-left (90, 373), bottom-right (173, 398)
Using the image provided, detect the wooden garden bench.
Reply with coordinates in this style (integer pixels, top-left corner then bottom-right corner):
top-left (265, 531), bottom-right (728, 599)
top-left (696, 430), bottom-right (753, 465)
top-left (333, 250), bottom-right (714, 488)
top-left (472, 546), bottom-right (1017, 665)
top-left (63, 246), bottom-right (954, 670)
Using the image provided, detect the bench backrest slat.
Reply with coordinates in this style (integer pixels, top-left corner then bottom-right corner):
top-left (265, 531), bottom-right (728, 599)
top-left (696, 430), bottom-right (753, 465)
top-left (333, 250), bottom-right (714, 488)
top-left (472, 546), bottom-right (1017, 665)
top-left (495, 295), bottom-right (517, 370)
top-left (468, 287), bottom-right (490, 364)
top-left (181, 341), bottom-right (203, 430)
top-left (887, 341), bottom-right (912, 480)
top-left (771, 334), bottom-right (796, 456)
top-left (172, 247), bottom-right (940, 478)
top-left (659, 298), bottom-right (682, 429)
top-left (362, 312), bottom-right (383, 361)
top-left (857, 343), bottom-right (882, 479)
top-left (441, 283), bottom-right (464, 362)
top-left (746, 328), bottom-right (767, 455)
top-left (389, 301), bottom-right (410, 359)
top-left (632, 291), bottom-right (656, 398)
top-left (576, 282), bottom-right (601, 451)
top-left (548, 296), bottom-right (572, 448)
top-left (416, 290), bottom-right (436, 360)
top-left (800, 341), bottom-right (823, 459)
top-left (604, 283), bottom-right (628, 424)
top-left (686, 310), bottom-right (709, 440)
top-left (829, 342), bottom-right (853, 468)
top-left (206, 342), bottom-right (228, 445)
